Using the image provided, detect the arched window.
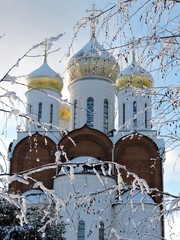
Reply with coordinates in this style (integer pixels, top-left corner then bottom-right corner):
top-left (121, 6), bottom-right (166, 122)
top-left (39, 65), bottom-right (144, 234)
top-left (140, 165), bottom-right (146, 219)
top-left (50, 104), bottom-right (53, 129)
top-left (145, 103), bottom-right (147, 128)
top-left (38, 102), bottom-right (42, 128)
top-left (99, 221), bottom-right (104, 240)
top-left (87, 97), bottom-right (94, 128)
top-left (27, 104), bottom-right (32, 114)
top-left (78, 220), bottom-right (85, 240)
top-left (123, 103), bottom-right (125, 125)
top-left (133, 101), bottom-right (137, 128)
top-left (103, 99), bottom-right (108, 133)
top-left (74, 100), bottom-right (78, 129)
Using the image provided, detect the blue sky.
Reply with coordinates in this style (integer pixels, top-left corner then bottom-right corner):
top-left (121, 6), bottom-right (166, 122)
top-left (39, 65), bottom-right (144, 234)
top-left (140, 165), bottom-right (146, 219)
top-left (0, 1), bottom-right (111, 76)
top-left (0, 1), bottom-right (179, 238)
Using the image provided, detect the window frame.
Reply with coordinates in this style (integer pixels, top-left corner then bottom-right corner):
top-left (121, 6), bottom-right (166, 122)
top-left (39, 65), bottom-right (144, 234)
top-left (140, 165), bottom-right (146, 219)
top-left (99, 221), bottom-right (104, 240)
top-left (103, 99), bottom-right (108, 133)
top-left (133, 101), bottom-right (137, 128)
top-left (38, 102), bottom-right (42, 128)
top-left (87, 97), bottom-right (94, 128)
top-left (50, 104), bottom-right (53, 129)
top-left (78, 220), bottom-right (85, 240)
top-left (123, 103), bottom-right (125, 125)
top-left (145, 103), bottom-right (147, 128)
top-left (74, 100), bottom-right (78, 129)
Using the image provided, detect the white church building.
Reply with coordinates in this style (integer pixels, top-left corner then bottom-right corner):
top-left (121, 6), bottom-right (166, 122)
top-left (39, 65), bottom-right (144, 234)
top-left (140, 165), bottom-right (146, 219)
top-left (8, 9), bottom-right (165, 240)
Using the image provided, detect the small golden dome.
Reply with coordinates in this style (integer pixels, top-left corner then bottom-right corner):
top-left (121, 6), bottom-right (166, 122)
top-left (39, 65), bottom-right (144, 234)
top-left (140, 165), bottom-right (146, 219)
top-left (116, 58), bottom-right (153, 90)
top-left (66, 39), bottom-right (119, 83)
top-left (26, 61), bottom-right (63, 92)
top-left (59, 104), bottom-right (70, 121)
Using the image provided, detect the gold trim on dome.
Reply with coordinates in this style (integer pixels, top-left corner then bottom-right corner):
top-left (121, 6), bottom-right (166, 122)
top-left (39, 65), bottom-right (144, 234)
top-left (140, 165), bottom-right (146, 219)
top-left (116, 75), bottom-right (153, 90)
top-left (67, 58), bottom-right (119, 83)
top-left (27, 77), bottom-right (63, 92)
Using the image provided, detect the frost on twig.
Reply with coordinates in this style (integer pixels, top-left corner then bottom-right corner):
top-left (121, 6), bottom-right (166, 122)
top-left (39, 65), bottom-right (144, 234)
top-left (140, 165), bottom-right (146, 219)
top-left (3, 74), bottom-right (17, 84)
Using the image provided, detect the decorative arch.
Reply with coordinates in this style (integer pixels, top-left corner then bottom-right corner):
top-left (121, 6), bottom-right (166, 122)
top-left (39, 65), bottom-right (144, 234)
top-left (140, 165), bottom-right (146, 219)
top-left (10, 133), bottom-right (56, 193)
top-left (114, 132), bottom-right (163, 203)
top-left (59, 124), bottom-right (112, 163)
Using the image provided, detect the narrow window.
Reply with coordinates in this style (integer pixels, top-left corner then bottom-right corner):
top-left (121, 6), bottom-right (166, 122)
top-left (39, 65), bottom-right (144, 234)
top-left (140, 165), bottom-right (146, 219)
top-left (28, 104), bottom-right (32, 114)
top-left (103, 99), bottom-right (108, 133)
top-left (133, 101), bottom-right (137, 128)
top-left (87, 97), bottom-right (94, 128)
top-left (50, 104), bottom-right (53, 129)
top-left (78, 220), bottom-right (85, 240)
top-left (99, 221), bottom-right (104, 240)
top-left (38, 102), bottom-right (42, 128)
top-left (145, 103), bottom-right (147, 128)
top-left (123, 103), bottom-right (125, 125)
top-left (74, 100), bottom-right (78, 129)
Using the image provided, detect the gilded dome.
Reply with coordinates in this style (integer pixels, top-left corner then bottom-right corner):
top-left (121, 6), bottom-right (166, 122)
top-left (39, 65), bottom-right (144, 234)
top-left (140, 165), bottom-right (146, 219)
top-left (26, 60), bottom-right (63, 92)
top-left (66, 38), bottom-right (119, 83)
top-left (116, 57), bottom-right (153, 90)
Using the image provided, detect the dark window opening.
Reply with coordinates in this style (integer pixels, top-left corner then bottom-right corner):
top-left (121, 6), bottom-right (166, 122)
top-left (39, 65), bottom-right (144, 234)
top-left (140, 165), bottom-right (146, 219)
top-left (50, 104), bottom-right (53, 129)
top-left (74, 100), bottom-right (78, 129)
top-left (78, 220), bottom-right (85, 240)
top-left (87, 97), bottom-right (94, 128)
top-left (103, 99), bottom-right (108, 133)
top-left (38, 102), bottom-right (42, 128)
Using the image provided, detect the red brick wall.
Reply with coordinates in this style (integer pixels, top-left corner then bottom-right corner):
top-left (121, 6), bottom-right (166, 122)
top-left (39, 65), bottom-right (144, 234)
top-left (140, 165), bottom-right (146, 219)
top-left (114, 133), bottom-right (163, 203)
top-left (9, 133), bottom-right (56, 193)
top-left (59, 125), bottom-right (112, 162)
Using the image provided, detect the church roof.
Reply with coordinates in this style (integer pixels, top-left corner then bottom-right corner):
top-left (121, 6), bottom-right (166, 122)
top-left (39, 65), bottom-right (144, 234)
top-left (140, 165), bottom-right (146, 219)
top-left (26, 60), bottom-right (63, 92)
top-left (116, 54), bottom-right (153, 90)
top-left (118, 189), bottom-right (155, 204)
top-left (66, 38), bottom-right (119, 83)
top-left (59, 156), bottom-right (102, 174)
top-left (70, 39), bottom-right (116, 61)
top-left (70, 156), bottom-right (100, 165)
top-left (24, 189), bottom-right (46, 205)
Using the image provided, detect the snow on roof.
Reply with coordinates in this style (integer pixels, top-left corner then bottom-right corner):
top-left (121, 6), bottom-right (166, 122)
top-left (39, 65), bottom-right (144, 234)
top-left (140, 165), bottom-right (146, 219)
top-left (28, 61), bottom-right (61, 79)
top-left (70, 156), bottom-right (101, 164)
top-left (26, 60), bottom-right (63, 91)
top-left (24, 189), bottom-right (46, 205)
top-left (119, 189), bottom-right (155, 204)
top-left (69, 39), bottom-right (116, 61)
top-left (58, 156), bottom-right (102, 175)
top-left (119, 58), bottom-right (153, 81)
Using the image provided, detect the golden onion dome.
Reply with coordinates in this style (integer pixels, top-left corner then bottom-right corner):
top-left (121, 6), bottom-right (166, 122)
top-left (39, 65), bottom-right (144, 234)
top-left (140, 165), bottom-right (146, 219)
top-left (66, 38), bottom-right (119, 83)
top-left (116, 56), bottom-right (153, 90)
top-left (26, 60), bottom-right (63, 92)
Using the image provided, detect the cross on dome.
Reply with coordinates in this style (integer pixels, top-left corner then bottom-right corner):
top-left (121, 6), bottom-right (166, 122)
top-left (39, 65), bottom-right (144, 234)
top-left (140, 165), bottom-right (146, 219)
top-left (86, 4), bottom-right (102, 39)
top-left (43, 38), bottom-right (48, 63)
top-left (132, 49), bottom-right (136, 63)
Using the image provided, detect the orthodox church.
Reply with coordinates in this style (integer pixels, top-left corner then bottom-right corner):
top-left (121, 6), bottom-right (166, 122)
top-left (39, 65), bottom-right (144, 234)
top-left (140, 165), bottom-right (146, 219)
top-left (8, 9), bottom-right (164, 240)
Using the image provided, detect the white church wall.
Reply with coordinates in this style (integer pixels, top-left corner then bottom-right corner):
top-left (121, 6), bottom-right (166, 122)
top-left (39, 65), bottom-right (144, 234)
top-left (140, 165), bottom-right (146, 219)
top-left (112, 202), bottom-right (162, 239)
top-left (117, 87), bottom-right (152, 130)
top-left (69, 78), bottom-right (116, 133)
top-left (26, 89), bottom-right (62, 132)
top-left (54, 172), bottom-right (117, 239)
